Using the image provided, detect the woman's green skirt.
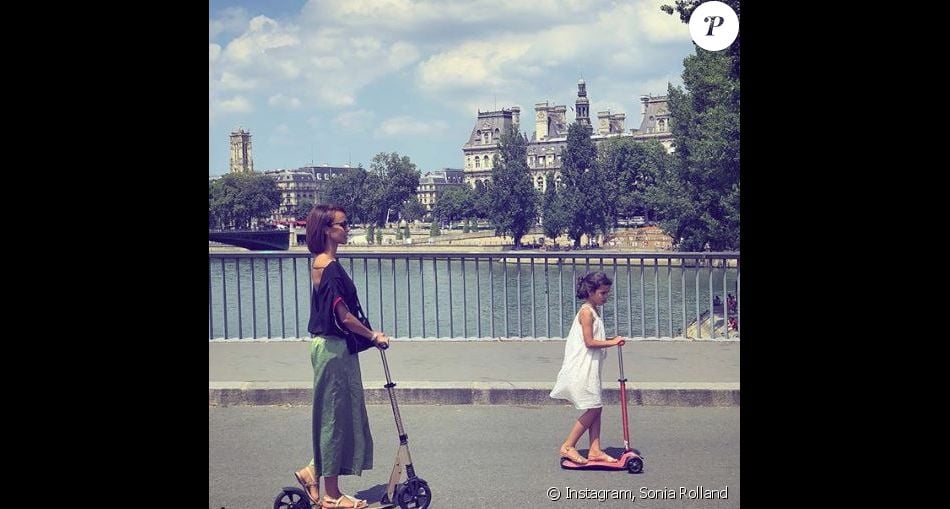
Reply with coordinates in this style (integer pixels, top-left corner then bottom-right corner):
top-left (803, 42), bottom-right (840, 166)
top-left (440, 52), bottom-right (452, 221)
top-left (309, 335), bottom-right (373, 476)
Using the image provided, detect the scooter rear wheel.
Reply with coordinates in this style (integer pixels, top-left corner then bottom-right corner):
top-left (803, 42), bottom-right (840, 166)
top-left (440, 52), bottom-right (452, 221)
top-left (396, 477), bottom-right (432, 509)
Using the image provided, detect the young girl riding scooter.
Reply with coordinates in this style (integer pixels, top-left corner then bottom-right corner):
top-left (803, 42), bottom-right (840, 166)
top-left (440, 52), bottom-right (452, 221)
top-left (549, 272), bottom-right (626, 464)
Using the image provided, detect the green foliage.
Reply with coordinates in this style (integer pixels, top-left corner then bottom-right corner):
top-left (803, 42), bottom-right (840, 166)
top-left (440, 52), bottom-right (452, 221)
top-left (292, 199), bottom-right (315, 221)
top-left (400, 198), bottom-right (426, 223)
top-left (433, 186), bottom-right (473, 224)
top-left (395, 228), bottom-right (403, 241)
top-left (462, 218), bottom-right (470, 233)
top-left (599, 138), bottom-right (670, 221)
top-left (472, 180), bottom-right (492, 220)
top-left (366, 225), bottom-right (375, 245)
top-left (489, 126), bottom-right (538, 248)
top-left (429, 221), bottom-right (440, 237)
top-left (541, 173), bottom-right (567, 242)
top-left (369, 152), bottom-right (421, 226)
top-left (375, 229), bottom-right (383, 244)
top-left (559, 123), bottom-right (608, 247)
top-left (654, 0), bottom-right (740, 251)
top-left (320, 167), bottom-right (370, 224)
top-left (209, 172), bottom-right (281, 229)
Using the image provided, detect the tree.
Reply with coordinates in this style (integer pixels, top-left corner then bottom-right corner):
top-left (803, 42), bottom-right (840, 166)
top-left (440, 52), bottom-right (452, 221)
top-left (540, 173), bottom-right (568, 244)
top-left (472, 180), bottom-right (492, 221)
top-left (429, 221), bottom-right (440, 237)
top-left (489, 126), bottom-right (538, 248)
top-left (209, 172), bottom-right (281, 229)
top-left (658, 0), bottom-right (740, 251)
top-left (366, 225), bottom-right (375, 245)
top-left (400, 198), bottom-right (426, 223)
top-left (369, 152), bottom-right (421, 226)
top-left (559, 123), bottom-right (606, 247)
top-left (599, 138), bottom-right (669, 222)
top-left (320, 167), bottom-right (370, 224)
top-left (432, 186), bottom-right (472, 226)
top-left (292, 199), bottom-right (315, 221)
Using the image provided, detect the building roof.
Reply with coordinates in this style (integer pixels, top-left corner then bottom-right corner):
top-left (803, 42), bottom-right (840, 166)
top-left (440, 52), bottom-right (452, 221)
top-left (463, 109), bottom-right (515, 148)
top-left (637, 95), bottom-right (670, 133)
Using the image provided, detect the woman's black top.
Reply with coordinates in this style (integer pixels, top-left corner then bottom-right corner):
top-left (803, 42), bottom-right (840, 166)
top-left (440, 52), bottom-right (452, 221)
top-left (308, 260), bottom-right (374, 354)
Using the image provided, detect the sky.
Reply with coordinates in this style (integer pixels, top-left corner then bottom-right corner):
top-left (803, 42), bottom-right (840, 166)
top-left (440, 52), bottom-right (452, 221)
top-left (209, 0), bottom-right (696, 176)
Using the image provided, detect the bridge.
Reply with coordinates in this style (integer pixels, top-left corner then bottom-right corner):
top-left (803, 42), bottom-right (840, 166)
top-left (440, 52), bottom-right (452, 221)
top-left (208, 229), bottom-right (290, 251)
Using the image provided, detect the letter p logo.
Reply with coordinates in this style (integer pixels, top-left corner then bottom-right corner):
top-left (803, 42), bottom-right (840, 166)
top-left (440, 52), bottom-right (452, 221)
top-left (689, 2), bottom-right (739, 51)
top-left (704, 16), bottom-right (725, 36)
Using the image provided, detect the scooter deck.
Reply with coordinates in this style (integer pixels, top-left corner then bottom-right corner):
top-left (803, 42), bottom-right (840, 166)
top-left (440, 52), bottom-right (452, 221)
top-left (364, 502), bottom-right (397, 509)
top-left (560, 450), bottom-right (640, 470)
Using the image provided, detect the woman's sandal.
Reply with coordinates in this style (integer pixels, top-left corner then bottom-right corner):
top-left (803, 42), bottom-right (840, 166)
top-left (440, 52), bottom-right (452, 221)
top-left (321, 493), bottom-right (368, 509)
top-left (559, 445), bottom-right (589, 464)
top-left (293, 466), bottom-right (320, 507)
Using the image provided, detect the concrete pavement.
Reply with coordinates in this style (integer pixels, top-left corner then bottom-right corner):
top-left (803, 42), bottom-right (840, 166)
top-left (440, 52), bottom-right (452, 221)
top-left (209, 339), bottom-right (739, 407)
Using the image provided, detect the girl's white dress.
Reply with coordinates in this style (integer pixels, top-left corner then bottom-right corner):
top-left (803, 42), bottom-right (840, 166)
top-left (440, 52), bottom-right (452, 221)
top-left (549, 303), bottom-right (607, 409)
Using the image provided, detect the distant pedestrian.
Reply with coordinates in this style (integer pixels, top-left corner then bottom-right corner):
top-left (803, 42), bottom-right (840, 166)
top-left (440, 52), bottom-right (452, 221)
top-left (550, 272), bottom-right (627, 464)
top-left (293, 204), bottom-right (390, 509)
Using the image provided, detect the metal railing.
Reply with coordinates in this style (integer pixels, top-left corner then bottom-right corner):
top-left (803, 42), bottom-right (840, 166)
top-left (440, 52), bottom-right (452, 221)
top-left (209, 251), bottom-right (739, 340)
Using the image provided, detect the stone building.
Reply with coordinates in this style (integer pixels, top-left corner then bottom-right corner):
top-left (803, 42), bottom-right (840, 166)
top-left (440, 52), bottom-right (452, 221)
top-left (461, 80), bottom-right (674, 192)
top-left (417, 168), bottom-right (464, 212)
top-left (263, 165), bottom-right (352, 221)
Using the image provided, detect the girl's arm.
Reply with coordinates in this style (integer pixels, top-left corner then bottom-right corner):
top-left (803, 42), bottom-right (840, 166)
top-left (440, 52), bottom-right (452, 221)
top-left (579, 307), bottom-right (625, 348)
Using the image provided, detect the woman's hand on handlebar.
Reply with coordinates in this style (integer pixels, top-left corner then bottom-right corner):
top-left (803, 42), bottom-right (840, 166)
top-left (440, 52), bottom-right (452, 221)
top-left (373, 332), bottom-right (390, 349)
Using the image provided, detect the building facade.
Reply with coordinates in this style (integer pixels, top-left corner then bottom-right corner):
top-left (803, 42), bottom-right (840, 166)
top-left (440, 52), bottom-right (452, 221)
top-left (417, 168), bottom-right (464, 212)
top-left (461, 80), bottom-right (674, 192)
top-left (264, 164), bottom-right (352, 221)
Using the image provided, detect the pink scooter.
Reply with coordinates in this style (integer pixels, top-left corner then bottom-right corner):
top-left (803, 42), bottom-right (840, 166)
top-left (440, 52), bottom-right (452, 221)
top-left (560, 342), bottom-right (644, 474)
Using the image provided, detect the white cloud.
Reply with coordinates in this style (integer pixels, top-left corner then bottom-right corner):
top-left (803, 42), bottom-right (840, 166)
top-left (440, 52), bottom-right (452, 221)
top-left (268, 93), bottom-right (302, 109)
top-left (301, 0), bottom-right (591, 35)
top-left (221, 16), bottom-right (300, 66)
top-left (209, 44), bottom-right (221, 64)
top-left (334, 110), bottom-right (375, 131)
top-left (637, 0), bottom-right (691, 43)
top-left (211, 13), bottom-right (418, 112)
top-left (216, 96), bottom-right (254, 114)
top-left (418, 38), bottom-right (531, 91)
top-left (220, 71), bottom-right (258, 91)
top-left (375, 116), bottom-right (448, 137)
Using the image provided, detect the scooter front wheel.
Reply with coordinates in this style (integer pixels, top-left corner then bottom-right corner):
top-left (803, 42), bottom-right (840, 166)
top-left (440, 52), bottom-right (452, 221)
top-left (396, 477), bottom-right (432, 509)
top-left (274, 487), bottom-right (311, 509)
top-left (626, 457), bottom-right (644, 474)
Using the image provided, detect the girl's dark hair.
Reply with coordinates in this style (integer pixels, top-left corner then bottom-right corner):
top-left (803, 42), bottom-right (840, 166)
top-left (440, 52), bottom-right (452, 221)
top-left (305, 204), bottom-right (346, 254)
top-left (576, 271), bottom-right (612, 299)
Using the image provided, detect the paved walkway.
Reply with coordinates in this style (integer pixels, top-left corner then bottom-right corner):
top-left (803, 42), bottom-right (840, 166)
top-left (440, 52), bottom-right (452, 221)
top-left (209, 339), bottom-right (739, 406)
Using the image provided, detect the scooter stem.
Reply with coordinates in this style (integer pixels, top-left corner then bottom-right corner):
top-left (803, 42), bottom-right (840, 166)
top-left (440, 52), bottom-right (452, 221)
top-left (379, 349), bottom-right (406, 438)
top-left (617, 343), bottom-right (631, 451)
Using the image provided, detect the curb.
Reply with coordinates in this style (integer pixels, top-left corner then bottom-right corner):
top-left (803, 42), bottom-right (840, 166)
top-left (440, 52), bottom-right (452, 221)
top-left (209, 382), bottom-right (739, 407)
